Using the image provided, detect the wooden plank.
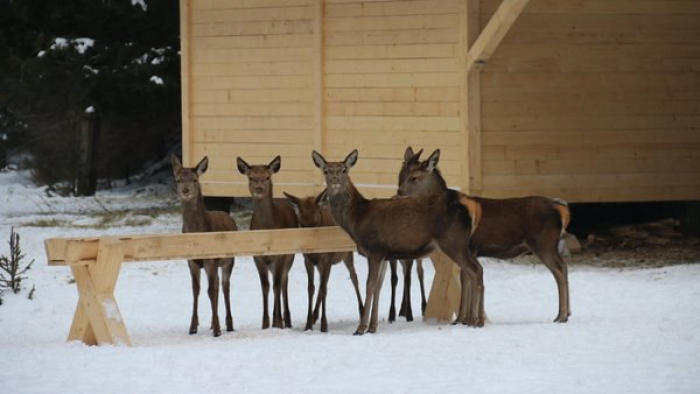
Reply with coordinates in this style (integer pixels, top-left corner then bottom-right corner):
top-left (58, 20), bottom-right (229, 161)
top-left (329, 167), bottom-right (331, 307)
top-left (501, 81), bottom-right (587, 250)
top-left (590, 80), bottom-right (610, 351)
top-left (483, 157), bottom-right (700, 176)
top-left (326, 0), bottom-right (460, 18)
top-left (313, 0), bottom-right (325, 189)
top-left (461, 0), bottom-right (482, 193)
top-left (482, 130), bottom-right (700, 147)
top-left (191, 6), bottom-right (314, 23)
top-left (46, 227), bottom-right (357, 266)
top-left (180, 0), bottom-right (193, 166)
top-left (192, 103), bottom-right (314, 117)
top-left (192, 62), bottom-right (312, 77)
top-left (325, 102), bottom-right (460, 116)
top-left (325, 115), bottom-right (460, 132)
top-left (326, 28), bottom-right (458, 46)
top-left (192, 47), bottom-right (313, 63)
top-left (194, 129), bottom-right (315, 144)
top-left (483, 144), bottom-right (700, 162)
top-left (325, 44), bottom-right (457, 60)
top-left (192, 116), bottom-right (313, 130)
top-left (193, 75), bottom-right (313, 90)
top-left (325, 72), bottom-right (459, 88)
top-left (326, 58), bottom-right (459, 74)
top-left (191, 34), bottom-right (312, 50)
top-left (191, 20), bottom-right (313, 37)
top-left (480, 0), bottom-right (700, 15)
top-left (324, 129), bottom-right (462, 147)
top-left (192, 0), bottom-right (312, 10)
top-left (326, 14), bottom-right (459, 32)
top-left (482, 172), bottom-right (700, 192)
top-left (325, 87), bottom-right (460, 102)
top-left (466, 0), bottom-right (530, 72)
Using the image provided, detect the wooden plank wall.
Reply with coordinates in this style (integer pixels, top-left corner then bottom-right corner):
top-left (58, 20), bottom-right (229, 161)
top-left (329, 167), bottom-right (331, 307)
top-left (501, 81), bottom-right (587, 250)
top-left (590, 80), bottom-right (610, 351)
top-left (479, 0), bottom-right (700, 202)
top-left (184, 0), bottom-right (318, 198)
top-left (182, 0), bottom-right (468, 199)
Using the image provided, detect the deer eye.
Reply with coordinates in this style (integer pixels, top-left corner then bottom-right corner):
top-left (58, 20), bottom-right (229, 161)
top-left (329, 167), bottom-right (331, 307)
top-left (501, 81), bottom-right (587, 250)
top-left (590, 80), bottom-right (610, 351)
top-left (410, 176), bottom-right (418, 183)
top-left (323, 169), bottom-right (329, 175)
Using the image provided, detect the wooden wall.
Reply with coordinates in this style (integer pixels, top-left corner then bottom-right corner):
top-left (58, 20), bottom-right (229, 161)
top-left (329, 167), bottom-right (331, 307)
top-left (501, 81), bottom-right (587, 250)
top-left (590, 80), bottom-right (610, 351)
top-left (479, 0), bottom-right (700, 202)
top-left (181, 0), bottom-right (700, 202)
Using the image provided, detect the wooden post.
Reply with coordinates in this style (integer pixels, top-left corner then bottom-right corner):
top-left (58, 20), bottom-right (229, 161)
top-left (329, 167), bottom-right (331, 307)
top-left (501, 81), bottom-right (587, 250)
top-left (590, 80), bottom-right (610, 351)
top-left (68, 239), bottom-right (131, 346)
top-left (423, 251), bottom-right (461, 322)
top-left (76, 108), bottom-right (99, 197)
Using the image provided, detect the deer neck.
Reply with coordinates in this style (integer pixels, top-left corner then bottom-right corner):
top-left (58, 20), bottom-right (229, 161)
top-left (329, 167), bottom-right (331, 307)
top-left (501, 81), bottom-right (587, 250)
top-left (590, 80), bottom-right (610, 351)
top-left (327, 182), bottom-right (364, 230)
top-left (180, 193), bottom-right (207, 233)
top-left (251, 191), bottom-right (277, 227)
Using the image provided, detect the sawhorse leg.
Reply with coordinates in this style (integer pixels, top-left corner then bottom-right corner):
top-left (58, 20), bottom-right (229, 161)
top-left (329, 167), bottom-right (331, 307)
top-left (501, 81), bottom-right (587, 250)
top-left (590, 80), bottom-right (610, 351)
top-left (423, 251), bottom-right (462, 322)
top-left (68, 239), bottom-right (132, 346)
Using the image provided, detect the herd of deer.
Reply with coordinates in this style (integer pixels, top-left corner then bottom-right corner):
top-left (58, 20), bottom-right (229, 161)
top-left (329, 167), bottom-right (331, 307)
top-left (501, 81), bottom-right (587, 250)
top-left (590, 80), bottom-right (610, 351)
top-left (171, 147), bottom-right (571, 337)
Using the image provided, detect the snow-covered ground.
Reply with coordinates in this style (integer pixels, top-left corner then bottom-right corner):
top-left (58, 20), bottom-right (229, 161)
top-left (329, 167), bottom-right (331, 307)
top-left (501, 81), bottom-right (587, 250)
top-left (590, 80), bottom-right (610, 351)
top-left (0, 170), bottom-right (698, 394)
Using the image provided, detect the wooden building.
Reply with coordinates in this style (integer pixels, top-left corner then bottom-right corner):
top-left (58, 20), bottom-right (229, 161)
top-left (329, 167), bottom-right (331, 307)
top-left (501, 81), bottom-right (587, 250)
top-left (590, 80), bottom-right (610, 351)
top-left (179, 0), bottom-right (700, 203)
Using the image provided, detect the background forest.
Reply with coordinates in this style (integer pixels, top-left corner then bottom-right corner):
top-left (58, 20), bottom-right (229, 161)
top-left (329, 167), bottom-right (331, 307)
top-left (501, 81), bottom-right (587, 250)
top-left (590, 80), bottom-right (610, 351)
top-left (0, 0), bottom-right (181, 195)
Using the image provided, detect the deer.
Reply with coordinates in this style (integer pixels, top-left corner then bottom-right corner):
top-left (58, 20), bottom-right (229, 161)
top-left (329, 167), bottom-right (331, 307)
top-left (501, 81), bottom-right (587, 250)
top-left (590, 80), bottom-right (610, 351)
top-left (398, 147), bottom-right (572, 323)
top-left (237, 155), bottom-right (297, 329)
top-left (283, 191), bottom-right (364, 332)
top-left (312, 149), bottom-right (484, 335)
top-left (171, 155), bottom-right (237, 337)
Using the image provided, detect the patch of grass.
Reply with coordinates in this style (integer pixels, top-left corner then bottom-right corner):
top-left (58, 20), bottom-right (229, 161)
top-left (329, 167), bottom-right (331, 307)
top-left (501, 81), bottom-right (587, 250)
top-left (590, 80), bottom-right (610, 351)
top-left (23, 206), bottom-right (179, 229)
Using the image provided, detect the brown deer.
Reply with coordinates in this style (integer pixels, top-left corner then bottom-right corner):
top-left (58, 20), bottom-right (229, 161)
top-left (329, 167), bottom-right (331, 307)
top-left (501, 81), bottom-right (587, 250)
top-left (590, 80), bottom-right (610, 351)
top-left (171, 155), bottom-right (237, 337)
top-left (312, 149), bottom-right (484, 335)
top-left (398, 147), bottom-right (572, 323)
top-left (237, 155), bottom-right (298, 329)
top-left (283, 191), bottom-right (364, 332)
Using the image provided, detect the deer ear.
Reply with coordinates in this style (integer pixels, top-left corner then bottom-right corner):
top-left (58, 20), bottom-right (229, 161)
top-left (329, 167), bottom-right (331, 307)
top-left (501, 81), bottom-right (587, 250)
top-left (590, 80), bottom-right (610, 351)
top-left (195, 156), bottom-right (209, 176)
top-left (171, 154), bottom-right (182, 175)
top-left (268, 155), bottom-right (281, 174)
top-left (413, 149), bottom-right (423, 163)
top-left (344, 149), bottom-right (358, 168)
top-left (283, 192), bottom-right (299, 206)
top-left (312, 150), bottom-right (326, 169)
top-left (404, 146), bottom-right (415, 162)
top-left (237, 157), bottom-right (250, 175)
top-left (425, 149), bottom-right (440, 171)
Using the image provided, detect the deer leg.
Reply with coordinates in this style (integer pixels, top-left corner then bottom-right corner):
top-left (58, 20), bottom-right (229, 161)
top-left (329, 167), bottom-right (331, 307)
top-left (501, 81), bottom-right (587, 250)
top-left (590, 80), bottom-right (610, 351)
top-left (400, 259), bottom-right (414, 322)
top-left (204, 261), bottom-right (221, 337)
top-left (388, 260), bottom-right (398, 323)
top-left (417, 259), bottom-right (427, 316)
top-left (221, 258), bottom-right (235, 332)
top-left (188, 261), bottom-right (201, 335)
top-left (304, 256), bottom-right (316, 331)
top-left (368, 259), bottom-right (388, 334)
top-left (356, 257), bottom-right (381, 335)
top-left (271, 261), bottom-right (283, 329)
top-left (255, 258), bottom-right (271, 329)
top-left (343, 253), bottom-right (364, 319)
top-left (532, 243), bottom-right (570, 323)
top-left (467, 253), bottom-right (485, 327)
top-left (319, 262), bottom-right (332, 333)
top-left (282, 257), bottom-right (294, 329)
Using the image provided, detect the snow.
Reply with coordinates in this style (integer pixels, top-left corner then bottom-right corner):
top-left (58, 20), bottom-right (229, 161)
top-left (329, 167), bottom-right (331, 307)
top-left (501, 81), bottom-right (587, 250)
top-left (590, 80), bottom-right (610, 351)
top-left (0, 170), bottom-right (698, 393)
top-left (150, 75), bottom-right (164, 85)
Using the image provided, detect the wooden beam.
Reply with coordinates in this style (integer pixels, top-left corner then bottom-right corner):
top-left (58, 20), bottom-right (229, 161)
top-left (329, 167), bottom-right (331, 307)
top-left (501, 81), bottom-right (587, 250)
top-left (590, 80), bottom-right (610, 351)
top-left (466, 0), bottom-right (530, 73)
top-left (313, 0), bottom-right (326, 192)
top-left (45, 227), bottom-right (357, 266)
top-left (179, 0), bottom-right (193, 166)
top-left (423, 251), bottom-right (461, 322)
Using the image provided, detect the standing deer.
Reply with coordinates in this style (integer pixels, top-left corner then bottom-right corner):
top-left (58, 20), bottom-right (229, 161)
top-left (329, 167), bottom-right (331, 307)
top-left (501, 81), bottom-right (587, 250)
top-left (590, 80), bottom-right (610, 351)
top-left (398, 147), bottom-right (572, 323)
top-left (171, 155), bottom-right (237, 337)
top-left (283, 191), bottom-right (364, 332)
top-left (237, 155), bottom-right (297, 329)
top-left (312, 149), bottom-right (484, 335)
top-left (387, 147), bottom-right (430, 323)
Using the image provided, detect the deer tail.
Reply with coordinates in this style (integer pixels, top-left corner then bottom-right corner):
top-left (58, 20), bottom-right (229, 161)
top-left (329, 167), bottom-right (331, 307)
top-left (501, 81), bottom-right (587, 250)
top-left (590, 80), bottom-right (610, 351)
top-left (459, 195), bottom-right (481, 236)
top-left (551, 198), bottom-right (570, 236)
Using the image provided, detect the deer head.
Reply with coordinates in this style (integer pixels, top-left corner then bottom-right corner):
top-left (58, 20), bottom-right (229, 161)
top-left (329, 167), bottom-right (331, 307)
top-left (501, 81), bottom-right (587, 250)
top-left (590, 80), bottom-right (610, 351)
top-left (237, 156), bottom-right (281, 199)
top-left (312, 150), bottom-right (358, 196)
top-left (172, 155), bottom-right (208, 203)
top-left (397, 148), bottom-right (441, 198)
top-left (283, 192), bottom-right (326, 228)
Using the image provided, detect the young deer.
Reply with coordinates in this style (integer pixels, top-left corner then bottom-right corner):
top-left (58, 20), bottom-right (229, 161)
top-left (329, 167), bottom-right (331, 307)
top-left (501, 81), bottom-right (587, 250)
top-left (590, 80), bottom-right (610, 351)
top-left (398, 147), bottom-right (572, 323)
top-left (237, 156), bottom-right (297, 329)
top-left (284, 191), bottom-right (364, 332)
top-left (171, 155), bottom-right (237, 337)
top-left (312, 149), bottom-right (484, 335)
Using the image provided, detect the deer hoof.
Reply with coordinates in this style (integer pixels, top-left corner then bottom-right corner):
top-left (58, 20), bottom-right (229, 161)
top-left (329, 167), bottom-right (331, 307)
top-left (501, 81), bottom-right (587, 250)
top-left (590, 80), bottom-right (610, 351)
top-left (189, 329), bottom-right (197, 335)
top-left (554, 315), bottom-right (569, 323)
top-left (213, 329), bottom-right (222, 337)
top-left (353, 330), bottom-right (364, 336)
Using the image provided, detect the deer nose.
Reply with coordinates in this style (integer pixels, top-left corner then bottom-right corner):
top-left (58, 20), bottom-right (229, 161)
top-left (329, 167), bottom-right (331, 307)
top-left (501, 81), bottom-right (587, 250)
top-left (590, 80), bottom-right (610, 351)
top-left (396, 189), bottom-right (406, 198)
top-left (182, 187), bottom-right (190, 195)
